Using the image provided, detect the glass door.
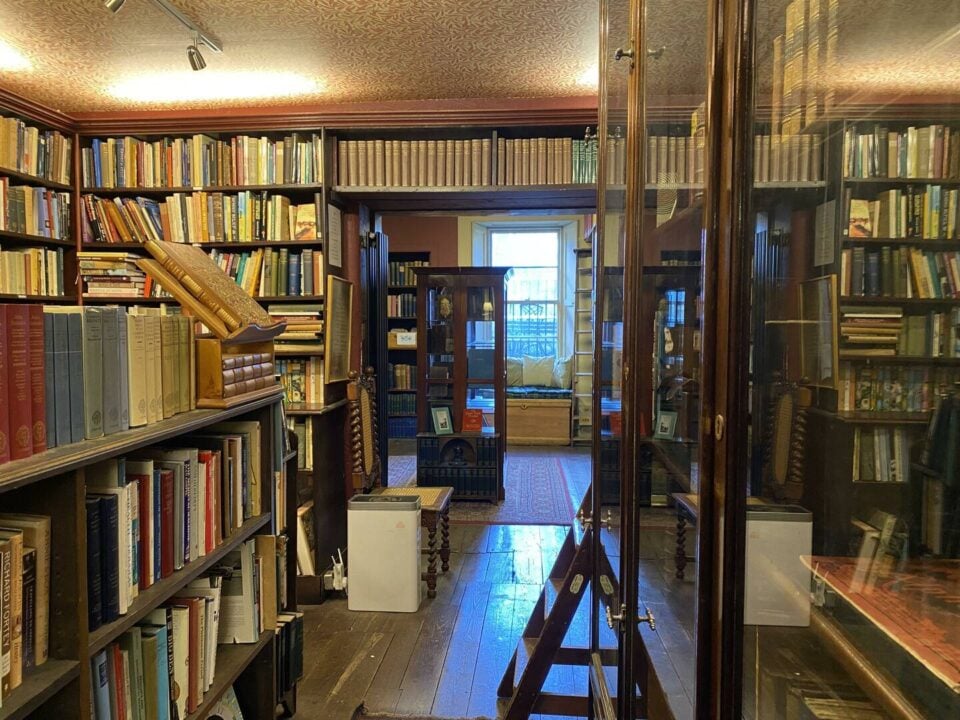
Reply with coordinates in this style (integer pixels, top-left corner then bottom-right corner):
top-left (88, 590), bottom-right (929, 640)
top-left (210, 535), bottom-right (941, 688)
top-left (730, 1), bottom-right (960, 719)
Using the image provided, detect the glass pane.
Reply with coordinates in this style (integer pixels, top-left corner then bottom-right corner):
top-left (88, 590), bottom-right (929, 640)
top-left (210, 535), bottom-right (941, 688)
top-left (505, 266), bottom-right (559, 301)
top-left (491, 231), bottom-right (559, 266)
top-left (505, 301), bottom-right (558, 357)
top-left (466, 383), bottom-right (497, 433)
top-left (467, 285), bottom-right (497, 378)
top-left (740, 2), bottom-right (960, 719)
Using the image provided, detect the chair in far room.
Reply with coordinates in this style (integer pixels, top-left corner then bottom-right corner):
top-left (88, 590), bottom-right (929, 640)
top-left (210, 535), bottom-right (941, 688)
top-left (350, 368), bottom-right (454, 598)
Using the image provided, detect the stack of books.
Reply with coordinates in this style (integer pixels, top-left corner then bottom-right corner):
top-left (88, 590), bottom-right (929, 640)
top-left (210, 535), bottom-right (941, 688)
top-left (842, 123), bottom-right (960, 179)
top-left (0, 246), bottom-right (65, 296)
top-left (269, 303), bottom-right (324, 354)
top-left (82, 192), bottom-right (321, 246)
top-left (81, 133), bottom-right (323, 188)
top-left (388, 292), bottom-right (416, 318)
top-left (0, 115), bottom-right (73, 184)
top-left (78, 251), bottom-right (169, 299)
top-left (0, 182), bottom-right (72, 239)
top-left (90, 534), bottom-right (278, 720)
top-left (388, 363), bottom-right (416, 390)
top-left (839, 305), bottom-right (903, 358)
top-left (0, 514), bottom-right (51, 698)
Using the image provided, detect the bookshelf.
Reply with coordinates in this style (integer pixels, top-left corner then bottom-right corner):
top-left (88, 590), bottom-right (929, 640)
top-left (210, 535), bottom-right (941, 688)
top-left (0, 389), bottom-right (297, 720)
top-left (386, 251), bottom-right (428, 439)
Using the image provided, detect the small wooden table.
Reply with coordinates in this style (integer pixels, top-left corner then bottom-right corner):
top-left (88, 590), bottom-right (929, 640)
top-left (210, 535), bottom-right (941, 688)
top-left (372, 486), bottom-right (453, 598)
top-left (670, 493), bottom-right (765, 580)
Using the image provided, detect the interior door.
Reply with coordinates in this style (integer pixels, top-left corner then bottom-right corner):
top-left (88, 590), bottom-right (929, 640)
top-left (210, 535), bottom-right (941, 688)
top-left (592, 0), bottom-right (712, 716)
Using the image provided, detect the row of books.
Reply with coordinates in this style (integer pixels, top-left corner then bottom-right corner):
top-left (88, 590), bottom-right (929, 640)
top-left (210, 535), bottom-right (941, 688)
top-left (840, 305), bottom-right (960, 359)
top-left (278, 358), bottom-right (324, 406)
top-left (79, 251), bottom-right (170, 299)
top-left (0, 116), bottom-right (73, 185)
top-left (388, 260), bottom-right (428, 287)
top-left (387, 292), bottom-right (416, 318)
top-left (0, 247), bottom-right (65, 296)
top-left (751, 133), bottom-right (823, 183)
top-left (842, 124), bottom-right (960, 180)
top-left (90, 535), bottom-right (282, 720)
top-left (0, 304), bottom-right (197, 465)
top-left (647, 135), bottom-right (703, 186)
top-left (336, 135), bottom-right (597, 187)
top-left (387, 392), bottom-right (416, 416)
top-left (81, 133), bottom-right (323, 189)
top-left (0, 182), bottom-right (72, 239)
top-left (84, 432), bottom-right (262, 632)
top-left (836, 363), bottom-right (960, 414)
top-left (840, 247), bottom-right (960, 300)
top-left (852, 427), bottom-right (911, 484)
top-left (269, 303), bottom-right (324, 355)
top-left (919, 393), bottom-right (960, 556)
top-left (847, 186), bottom-right (960, 240)
top-left (82, 193), bottom-right (322, 246)
top-left (288, 417), bottom-right (315, 471)
top-left (0, 513), bottom-right (50, 702)
top-left (389, 363), bottom-right (416, 390)
top-left (209, 248), bottom-right (324, 298)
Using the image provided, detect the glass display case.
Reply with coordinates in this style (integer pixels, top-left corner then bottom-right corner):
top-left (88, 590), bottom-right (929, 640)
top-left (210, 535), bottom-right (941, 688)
top-left (414, 267), bottom-right (509, 501)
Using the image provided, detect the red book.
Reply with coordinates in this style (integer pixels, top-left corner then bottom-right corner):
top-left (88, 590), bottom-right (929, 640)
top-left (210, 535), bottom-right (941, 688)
top-left (6, 305), bottom-right (32, 460)
top-left (159, 469), bottom-right (175, 578)
top-left (133, 472), bottom-right (152, 591)
top-left (112, 643), bottom-right (127, 720)
top-left (462, 408), bottom-right (483, 432)
top-left (0, 306), bottom-right (10, 465)
top-left (27, 305), bottom-right (46, 454)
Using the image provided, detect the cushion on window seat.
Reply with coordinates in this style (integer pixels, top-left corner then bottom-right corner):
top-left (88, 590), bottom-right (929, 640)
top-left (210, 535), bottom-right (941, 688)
top-left (506, 386), bottom-right (573, 399)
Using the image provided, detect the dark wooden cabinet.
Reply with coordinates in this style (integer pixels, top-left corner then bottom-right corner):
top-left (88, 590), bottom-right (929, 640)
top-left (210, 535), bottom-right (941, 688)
top-left (414, 267), bottom-right (509, 501)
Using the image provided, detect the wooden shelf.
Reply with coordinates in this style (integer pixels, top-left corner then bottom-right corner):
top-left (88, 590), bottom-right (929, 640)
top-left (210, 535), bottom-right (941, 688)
top-left (333, 183), bottom-right (599, 211)
top-left (389, 413), bottom-right (417, 418)
top-left (79, 242), bottom-right (145, 251)
top-left (0, 660), bottom-right (80, 720)
top-left (285, 399), bottom-right (347, 416)
top-left (184, 630), bottom-right (274, 720)
top-left (259, 295), bottom-right (324, 302)
top-left (839, 354), bottom-right (960, 366)
top-left (388, 285), bottom-right (417, 290)
top-left (82, 295), bottom-right (172, 304)
top-left (89, 513), bottom-right (272, 654)
top-left (842, 236), bottom-right (960, 247)
top-left (0, 391), bottom-right (283, 494)
top-left (809, 407), bottom-right (931, 425)
top-left (83, 183), bottom-right (323, 194)
top-left (843, 177), bottom-right (960, 185)
top-left (0, 294), bottom-right (75, 303)
top-left (82, 241), bottom-right (324, 251)
top-left (274, 348), bottom-right (324, 356)
top-left (0, 229), bottom-right (74, 247)
top-left (840, 296), bottom-right (959, 306)
top-left (388, 388), bottom-right (417, 393)
top-left (754, 180), bottom-right (828, 189)
top-left (0, 166), bottom-right (73, 191)
top-left (388, 315), bottom-right (417, 320)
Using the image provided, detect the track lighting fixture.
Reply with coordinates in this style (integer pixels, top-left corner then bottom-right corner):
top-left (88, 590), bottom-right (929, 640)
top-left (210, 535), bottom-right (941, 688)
top-left (187, 34), bottom-right (206, 71)
top-left (103, 0), bottom-right (126, 13)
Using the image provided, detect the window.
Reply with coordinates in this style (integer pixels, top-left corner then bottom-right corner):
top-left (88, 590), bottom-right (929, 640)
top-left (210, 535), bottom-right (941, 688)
top-left (489, 228), bottom-right (561, 358)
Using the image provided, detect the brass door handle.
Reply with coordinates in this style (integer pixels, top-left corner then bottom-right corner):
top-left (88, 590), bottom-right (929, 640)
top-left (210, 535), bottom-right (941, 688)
top-left (614, 46), bottom-right (634, 61)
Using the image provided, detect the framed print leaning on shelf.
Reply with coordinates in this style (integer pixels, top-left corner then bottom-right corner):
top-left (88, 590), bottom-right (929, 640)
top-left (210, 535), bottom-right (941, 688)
top-left (325, 275), bottom-right (354, 382)
top-left (799, 274), bottom-right (838, 389)
top-left (432, 406), bottom-right (453, 435)
top-left (654, 410), bottom-right (678, 439)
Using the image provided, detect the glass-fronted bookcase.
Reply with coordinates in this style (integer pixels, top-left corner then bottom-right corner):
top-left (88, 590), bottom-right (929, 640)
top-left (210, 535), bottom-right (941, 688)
top-left (414, 267), bottom-right (509, 501)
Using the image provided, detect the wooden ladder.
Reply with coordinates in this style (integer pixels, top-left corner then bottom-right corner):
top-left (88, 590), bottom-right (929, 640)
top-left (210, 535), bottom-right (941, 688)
top-left (496, 514), bottom-right (621, 718)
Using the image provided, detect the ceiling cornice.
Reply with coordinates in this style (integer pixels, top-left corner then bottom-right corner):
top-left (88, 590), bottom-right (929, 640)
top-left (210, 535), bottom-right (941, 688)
top-left (0, 86), bottom-right (77, 133)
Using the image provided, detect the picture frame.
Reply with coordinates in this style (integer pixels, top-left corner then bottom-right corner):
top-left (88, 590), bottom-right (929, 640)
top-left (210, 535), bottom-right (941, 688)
top-left (324, 275), bottom-right (354, 382)
top-left (654, 410), bottom-right (678, 439)
top-left (431, 406), bottom-right (453, 435)
top-left (799, 274), bottom-right (838, 390)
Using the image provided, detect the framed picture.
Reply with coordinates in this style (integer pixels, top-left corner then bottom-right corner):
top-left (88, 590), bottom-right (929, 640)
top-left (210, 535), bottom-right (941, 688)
top-left (431, 406), bottom-right (453, 435)
top-left (324, 275), bottom-right (354, 382)
top-left (799, 275), bottom-right (838, 389)
top-left (654, 411), bottom-right (678, 439)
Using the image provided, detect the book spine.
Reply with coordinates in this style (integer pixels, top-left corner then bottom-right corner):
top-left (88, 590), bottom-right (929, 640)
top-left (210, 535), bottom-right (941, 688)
top-left (82, 308), bottom-right (104, 439)
top-left (0, 539), bottom-right (11, 694)
top-left (86, 496), bottom-right (103, 630)
top-left (6, 305), bottom-right (33, 459)
top-left (0, 307), bottom-right (9, 465)
top-left (101, 308), bottom-right (122, 435)
top-left (100, 496), bottom-right (121, 623)
top-left (42, 310), bottom-right (56, 449)
top-left (21, 549), bottom-right (35, 670)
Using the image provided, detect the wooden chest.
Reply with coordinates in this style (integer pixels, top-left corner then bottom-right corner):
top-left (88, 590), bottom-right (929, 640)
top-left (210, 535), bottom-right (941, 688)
top-left (507, 398), bottom-right (572, 445)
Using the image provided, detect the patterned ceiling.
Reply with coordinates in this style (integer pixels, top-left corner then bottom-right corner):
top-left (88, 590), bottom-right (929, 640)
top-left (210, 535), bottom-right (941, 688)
top-left (0, 0), bottom-right (957, 115)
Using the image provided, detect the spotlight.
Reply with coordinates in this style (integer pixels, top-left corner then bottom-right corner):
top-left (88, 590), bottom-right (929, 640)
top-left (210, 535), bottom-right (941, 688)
top-left (187, 42), bottom-right (206, 71)
top-left (103, 0), bottom-right (126, 13)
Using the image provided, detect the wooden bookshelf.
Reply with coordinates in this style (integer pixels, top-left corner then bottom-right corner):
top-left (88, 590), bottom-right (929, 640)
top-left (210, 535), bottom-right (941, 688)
top-left (0, 165), bottom-right (73, 191)
top-left (184, 630), bottom-right (274, 720)
top-left (0, 293), bottom-right (76, 303)
top-left (0, 660), bottom-right (80, 720)
top-left (842, 237), bottom-right (960, 247)
top-left (82, 183), bottom-right (323, 194)
top-left (0, 229), bottom-right (75, 247)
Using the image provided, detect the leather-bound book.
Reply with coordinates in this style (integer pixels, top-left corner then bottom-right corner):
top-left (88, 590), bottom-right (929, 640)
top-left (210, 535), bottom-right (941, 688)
top-left (6, 305), bottom-right (33, 459)
top-left (27, 305), bottom-right (45, 453)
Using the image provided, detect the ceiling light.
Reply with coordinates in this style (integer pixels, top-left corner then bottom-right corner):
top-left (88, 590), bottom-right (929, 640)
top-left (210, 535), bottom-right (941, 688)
top-left (103, 0), bottom-right (126, 13)
top-left (108, 71), bottom-right (320, 104)
top-left (578, 64), bottom-right (599, 88)
top-left (0, 40), bottom-right (31, 71)
top-left (187, 35), bottom-right (206, 71)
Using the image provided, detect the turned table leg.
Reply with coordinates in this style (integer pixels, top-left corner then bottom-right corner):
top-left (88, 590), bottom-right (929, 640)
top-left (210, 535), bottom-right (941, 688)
top-left (424, 515), bottom-right (439, 598)
top-left (675, 509), bottom-right (688, 580)
top-left (440, 507), bottom-right (451, 572)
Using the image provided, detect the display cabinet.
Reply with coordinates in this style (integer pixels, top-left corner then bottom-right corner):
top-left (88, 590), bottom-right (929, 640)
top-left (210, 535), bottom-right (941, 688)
top-left (414, 267), bottom-right (509, 501)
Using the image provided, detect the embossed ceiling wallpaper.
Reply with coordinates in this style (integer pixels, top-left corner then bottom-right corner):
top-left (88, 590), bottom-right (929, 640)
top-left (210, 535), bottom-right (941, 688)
top-left (0, 0), bottom-right (958, 114)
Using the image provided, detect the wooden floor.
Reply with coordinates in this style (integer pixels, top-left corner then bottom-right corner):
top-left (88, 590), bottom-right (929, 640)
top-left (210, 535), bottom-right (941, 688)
top-left (297, 523), bottom-right (591, 720)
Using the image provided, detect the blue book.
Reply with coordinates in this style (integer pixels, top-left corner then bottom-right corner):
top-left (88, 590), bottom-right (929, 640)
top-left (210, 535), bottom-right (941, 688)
top-left (62, 311), bottom-right (86, 444)
top-left (865, 251), bottom-right (881, 296)
top-left (92, 139), bottom-right (102, 187)
top-left (43, 312), bottom-right (57, 449)
top-left (94, 493), bottom-right (120, 623)
top-left (86, 496), bottom-right (103, 630)
top-left (91, 650), bottom-right (111, 720)
top-left (152, 625), bottom-right (171, 720)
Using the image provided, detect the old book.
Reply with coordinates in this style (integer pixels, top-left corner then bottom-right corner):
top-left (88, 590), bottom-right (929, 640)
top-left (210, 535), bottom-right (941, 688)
top-left (453, 139), bottom-right (464, 186)
top-left (383, 140), bottom-right (394, 188)
top-left (20, 547), bottom-right (35, 671)
top-left (42, 311), bottom-right (57, 449)
top-left (26, 306), bottom-right (46, 454)
top-left (336, 141), bottom-right (348, 185)
top-left (471, 139), bottom-right (482, 187)
top-left (443, 139), bottom-right (454, 187)
top-left (0, 529), bottom-right (23, 690)
top-left (0, 537), bottom-right (10, 695)
top-left (417, 140), bottom-right (428, 186)
top-left (374, 139), bottom-right (385, 187)
top-left (177, 316), bottom-right (190, 413)
top-left (254, 535), bottom-right (278, 633)
top-left (356, 140), bottom-right (368, 186)
top-left (159, 315), bottom-right (178, 418)
top-left (101, 307), bottom-right (123, 435)
top-left (126, 315), bottom-right (148, 427)
top-left (0, 514), bottom-right (49, 665)
top-left (400, 141), bottom-right (411, 186)
top-left (140, 313), bottom-right (162, 424)
top-left (86, 496), bottom-right (104, 631)
top-left (482, 138), bottom-right (492, 185)
top-left (496, 137), bottom-right (506, 185)
top-left (409, 140), bottom-right (420, 185)
top-left (426, 140), bottom-right (437, 187)
top-left (6, 305), bottom-right (32, 459)
top-left (365, 140), bottom-right (376, 188)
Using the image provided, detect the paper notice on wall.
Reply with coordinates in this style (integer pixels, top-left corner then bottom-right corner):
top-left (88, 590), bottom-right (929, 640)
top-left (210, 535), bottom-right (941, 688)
top-left (814, 199), bottom-right (836, 266)
top-left (328, 204), bottom-right (343, 268)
